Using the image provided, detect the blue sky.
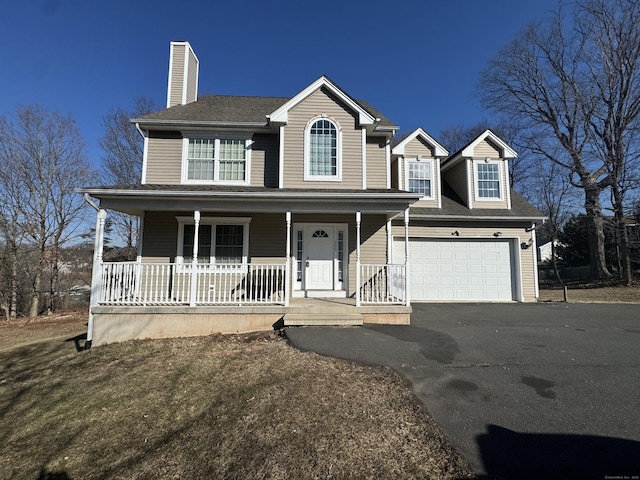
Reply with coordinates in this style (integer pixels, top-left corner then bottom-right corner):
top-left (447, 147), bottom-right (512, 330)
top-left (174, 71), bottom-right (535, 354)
top-left (1, 0), bottom-right (559, 166)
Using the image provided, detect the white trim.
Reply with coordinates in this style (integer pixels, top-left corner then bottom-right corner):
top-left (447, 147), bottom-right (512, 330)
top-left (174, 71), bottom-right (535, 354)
top-left (181, 136), bottom-right (252, 185)
top-left (404, 157), bottom-right (435, 200)
top-left (531, 223), bottom-right (539, 299)
top-left (166, 43), bottom-right (175, 108)
top-left (436, 158), bottom-right (442, 208)
top-left (473, 158), bottom-right (505, 202)
top-left (460, 129), bottom-right (517, 158)
top-left (303, 116), bottom-right (342, 182)
top-left (278, 125), bottom-right (285, 188)
top-left (386, 140), bottom-right (391, 189)
top-left (361, 128), bottom-right (367, 190)
top-left (466, 159), bottom-right (474, 209)
top-left (355, 212), bottom-right (361, 307)
top-left (268, 76), bottom-right (376, 126)
top-left (391, 127), bottom-right (449, 157)
top-left (506, 162), bottom-right (512, 209)
top-left (140, 131), bottom-right (149, 184)
top-left (175, 216), bottom-right (251, 265)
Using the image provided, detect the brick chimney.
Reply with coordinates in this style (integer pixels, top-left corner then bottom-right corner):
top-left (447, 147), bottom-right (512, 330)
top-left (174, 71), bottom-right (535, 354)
top-left (166, 41), bottom-right (199, 108)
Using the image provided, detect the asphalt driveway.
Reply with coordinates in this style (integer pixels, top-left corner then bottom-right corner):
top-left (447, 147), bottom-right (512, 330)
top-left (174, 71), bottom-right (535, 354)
top-left (285, 303), bottom-right (640, 479)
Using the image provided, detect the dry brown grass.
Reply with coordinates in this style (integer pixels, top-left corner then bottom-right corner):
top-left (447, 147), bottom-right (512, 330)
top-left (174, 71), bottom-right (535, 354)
top-left (0, 317), bottom-right (473, 480)
top-left (539, 285), bottom-right (640, 303)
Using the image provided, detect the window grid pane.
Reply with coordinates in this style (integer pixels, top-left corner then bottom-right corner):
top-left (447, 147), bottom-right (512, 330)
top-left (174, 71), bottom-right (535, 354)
top-left (182, 224), bottom-right (212, 264)
top-left (215, 225), bottom-right (244, 264)
top-left (309, 120), bottom-right (337, 176)
top-left (218, 139), bottom-right (247, 181)
top-left (477, 163), bottom-right (501, 198)
top-left (408, 162), bottom-right (431, 197)
top-left (296, 230), bottom-right (303, 281)
top-left (187, 139), bottom-right (215, 180)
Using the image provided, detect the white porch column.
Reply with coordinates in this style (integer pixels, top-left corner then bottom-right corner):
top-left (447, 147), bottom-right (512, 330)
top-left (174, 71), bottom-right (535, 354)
top-left (404, 208), bottom-right (411, 306)
top-left (88, 208), bottom-right (107, 345)
top-left (190, 210), bottom-right (200, 306)
top-left (531, 223), bottom-right (539, 299)
top-left (356, 211), bottom-right (361, 307)
top-left (285, 211), bottom-right (291, 307)
top-left (136, 215), bottom-right (144, 263)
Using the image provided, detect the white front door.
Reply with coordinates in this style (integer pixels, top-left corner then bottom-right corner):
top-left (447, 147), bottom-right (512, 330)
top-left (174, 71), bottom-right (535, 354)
top-left (305, 226), bottom-right (334, 290)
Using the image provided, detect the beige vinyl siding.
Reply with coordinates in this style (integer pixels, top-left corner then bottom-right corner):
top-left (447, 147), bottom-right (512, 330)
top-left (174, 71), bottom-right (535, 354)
top-left (168, 45), bottom-right (186, 108)
top-left (283, 87), bottom-right (363, 189)
top-left (251, 134), bottom-right (279, 187)
top-left (144, 133), bottom-right (183, 184)
top-left (470, 160), bottom-right (509, 209)
top-left (141, 212), bottom-right (179, 261)
top-left (474, 139), bottom-right (502, 158)
top-left (186, 48), bottom-right (198, 104)
top-left (444, 160), bottom-right (469, 205)
top-left (366, 137), bottom-right (387, 188)
top-left (391, 223), bottom-right (537, 302)
top-left (404, 137), bottom-right (435, 157)
top-left (248, 213), bottom-right (286, 261)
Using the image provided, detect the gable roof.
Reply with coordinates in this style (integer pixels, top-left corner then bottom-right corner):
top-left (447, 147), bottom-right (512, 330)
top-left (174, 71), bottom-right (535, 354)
top-left (133, 76), bottom-right (397, 132)
top-left (268, 76), bottom-right (375, 127)
top-left (443, 129), bottom-right (517, 170)
top-left (390, 127), bottom-right (448, 157)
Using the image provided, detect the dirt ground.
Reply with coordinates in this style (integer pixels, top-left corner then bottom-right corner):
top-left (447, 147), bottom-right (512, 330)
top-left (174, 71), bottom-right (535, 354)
top-left (538, 285), bottom-right (640, 303)
top-left (0, 310), bottom-right (88, 352)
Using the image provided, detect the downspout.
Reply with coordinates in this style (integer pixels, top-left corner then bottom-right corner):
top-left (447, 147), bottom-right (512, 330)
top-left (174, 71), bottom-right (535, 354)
top-left (84, 194), bottom-right (106, 349)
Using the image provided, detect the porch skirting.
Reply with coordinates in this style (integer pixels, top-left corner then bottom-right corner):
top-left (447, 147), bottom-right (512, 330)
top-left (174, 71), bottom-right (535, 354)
top-left (90, 303), bottom-right (411, 346)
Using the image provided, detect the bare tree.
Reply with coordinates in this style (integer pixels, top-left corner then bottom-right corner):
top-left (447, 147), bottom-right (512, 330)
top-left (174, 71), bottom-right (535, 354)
top-left (530, 155), bottom-right (581, 283)
top-left (478, 5), bottom-right (615, 280)
top-left (574, 0), bottom-right (640, 284)
top-left (0, 105), bottom-right (94, 317)
top-left (100, 96), bottom-right (155, 258)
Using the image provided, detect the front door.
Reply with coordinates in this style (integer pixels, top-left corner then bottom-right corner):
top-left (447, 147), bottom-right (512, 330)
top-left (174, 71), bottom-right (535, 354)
top-left (305, 226), bottom-right (334, 290)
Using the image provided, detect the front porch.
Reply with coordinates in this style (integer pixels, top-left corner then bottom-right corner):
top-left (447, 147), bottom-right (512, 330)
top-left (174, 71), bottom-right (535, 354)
top-left (90, 297), bottom-right (411, 346)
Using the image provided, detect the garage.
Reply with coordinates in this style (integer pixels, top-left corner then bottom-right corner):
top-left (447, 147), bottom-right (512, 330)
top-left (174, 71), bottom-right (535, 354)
top-left (393, 238), bottom-right (517, 302)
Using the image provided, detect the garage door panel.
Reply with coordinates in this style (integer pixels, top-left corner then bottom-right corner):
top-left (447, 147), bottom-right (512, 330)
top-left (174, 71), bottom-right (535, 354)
top-left (395, 238), bottom-right (516, 302)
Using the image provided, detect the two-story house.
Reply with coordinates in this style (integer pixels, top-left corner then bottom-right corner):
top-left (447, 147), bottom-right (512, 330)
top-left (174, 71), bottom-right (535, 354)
top-left (79, 42), bottom-right (544, 346)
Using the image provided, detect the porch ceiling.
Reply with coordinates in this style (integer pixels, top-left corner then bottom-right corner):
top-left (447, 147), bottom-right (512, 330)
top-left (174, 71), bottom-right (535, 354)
top-left (78, 185), bottom-right (422, 216)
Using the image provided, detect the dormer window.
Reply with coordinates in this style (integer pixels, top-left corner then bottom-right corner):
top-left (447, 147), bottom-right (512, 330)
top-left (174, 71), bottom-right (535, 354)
top-left (304, 117), bottom-right (342, 181)
top-left (474, 159), bottom-right (503, 200)
top-left (407, 159), bottom-right (433, 198)
top-left (183, 137), bottom-right (250, 184)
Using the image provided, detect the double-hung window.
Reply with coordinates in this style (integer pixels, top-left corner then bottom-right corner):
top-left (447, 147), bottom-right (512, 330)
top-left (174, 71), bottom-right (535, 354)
top-left (407, 160), bottom-right (433, 198)
top-left (177, 217), bottom-right (250, 266)
top-left (475, 160), bottom-right (502, 200)
top-left (304, 117), bottom-right (341, 181)
top-left (185, 138), bottom-right (250, 184)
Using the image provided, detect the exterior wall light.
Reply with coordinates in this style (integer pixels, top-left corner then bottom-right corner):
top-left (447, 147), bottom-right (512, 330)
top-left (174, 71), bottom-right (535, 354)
top-left (452, 230), bottom-right (460, 236)
top-left (494, 232), bottom-right (503, 237)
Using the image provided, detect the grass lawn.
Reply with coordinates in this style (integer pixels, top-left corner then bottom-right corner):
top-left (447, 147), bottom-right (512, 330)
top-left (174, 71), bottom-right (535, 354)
top-left (538, 284), bottom-right (640, 303)
top-left (0, 314), bottom-right (473, 479)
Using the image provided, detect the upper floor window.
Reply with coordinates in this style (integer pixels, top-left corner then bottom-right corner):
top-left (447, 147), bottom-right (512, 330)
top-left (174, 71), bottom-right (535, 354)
top-left (184, 137), bottom-right (250, 184)
top-left (407, 160), bottom-right (433, 198)
top-left (304, 117), bottom-right (341, 181)
top-left (475, 160), bottom-right (503, 200)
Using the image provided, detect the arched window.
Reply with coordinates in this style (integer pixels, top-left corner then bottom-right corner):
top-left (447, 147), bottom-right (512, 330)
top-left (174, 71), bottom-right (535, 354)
top-left (305, 117), bottom-right (341, 181)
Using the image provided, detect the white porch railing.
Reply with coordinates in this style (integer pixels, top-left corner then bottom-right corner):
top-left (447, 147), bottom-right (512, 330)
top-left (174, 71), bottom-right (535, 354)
top-left (99, 262), bottom-right (287, 306)
top-left (359, 264), bottom-right (407, 304)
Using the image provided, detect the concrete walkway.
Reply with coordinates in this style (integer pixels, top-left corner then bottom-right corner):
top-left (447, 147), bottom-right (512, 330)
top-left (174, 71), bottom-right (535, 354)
top-left (285, 303), bottom-right (640, 479)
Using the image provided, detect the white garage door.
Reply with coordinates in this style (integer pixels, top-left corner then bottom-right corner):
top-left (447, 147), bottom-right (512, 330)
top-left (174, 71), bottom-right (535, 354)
top-left (393, 238), bottom-right (516, 301)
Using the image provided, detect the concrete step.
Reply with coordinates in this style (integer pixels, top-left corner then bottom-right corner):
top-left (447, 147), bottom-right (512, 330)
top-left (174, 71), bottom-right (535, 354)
top-left (283, 313), bottom-right (363, 326)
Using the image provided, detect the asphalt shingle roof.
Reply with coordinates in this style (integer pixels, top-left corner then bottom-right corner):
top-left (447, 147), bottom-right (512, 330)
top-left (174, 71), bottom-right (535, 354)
top-left (134, 94), bottom-right (397, 128)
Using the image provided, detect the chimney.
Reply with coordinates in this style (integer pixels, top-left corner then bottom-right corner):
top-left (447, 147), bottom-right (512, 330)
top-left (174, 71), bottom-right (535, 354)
top-left (166, 41), bottom-right (199, 108)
